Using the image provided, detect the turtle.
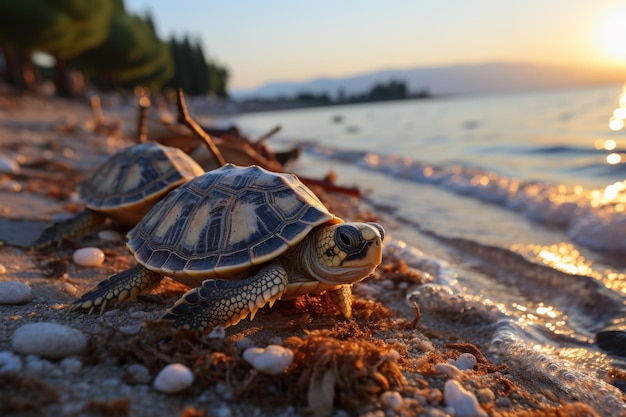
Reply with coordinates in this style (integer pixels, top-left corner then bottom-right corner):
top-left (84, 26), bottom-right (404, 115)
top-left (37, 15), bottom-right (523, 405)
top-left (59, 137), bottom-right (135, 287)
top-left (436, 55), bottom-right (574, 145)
top-left (32, 142), bottom-right (204, 249)
top-left (69, 164), bottom-right (385, 334)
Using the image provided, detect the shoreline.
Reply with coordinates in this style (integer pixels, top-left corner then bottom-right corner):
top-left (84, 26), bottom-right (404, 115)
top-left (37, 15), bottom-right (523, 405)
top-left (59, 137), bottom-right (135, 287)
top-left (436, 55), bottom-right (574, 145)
top-left (0, 91), bottom-right (623, 416)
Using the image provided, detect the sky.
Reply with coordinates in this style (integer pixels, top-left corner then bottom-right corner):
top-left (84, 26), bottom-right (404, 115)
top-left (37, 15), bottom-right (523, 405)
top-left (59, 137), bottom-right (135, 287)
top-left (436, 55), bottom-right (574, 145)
top-left (125, 1), bottom-right (626, 91)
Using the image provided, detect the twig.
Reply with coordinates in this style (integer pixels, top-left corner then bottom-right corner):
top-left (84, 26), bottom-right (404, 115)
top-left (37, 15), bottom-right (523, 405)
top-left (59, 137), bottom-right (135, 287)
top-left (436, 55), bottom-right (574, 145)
top-left (90, 95), bottom-right (104, 126)
top-left (410, 301), bottom-right (421, 328)
top-left (137, 96), bottom-right (150, 144)
top-left (176, 89), bottom-right (226, 167)
top-left (253, 124), bottom-right (281, 144)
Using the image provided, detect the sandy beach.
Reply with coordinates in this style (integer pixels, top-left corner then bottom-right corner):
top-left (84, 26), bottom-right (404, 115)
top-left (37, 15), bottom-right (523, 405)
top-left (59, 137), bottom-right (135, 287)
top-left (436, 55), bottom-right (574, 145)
top-left (0, 89), bottom-right (621, 417)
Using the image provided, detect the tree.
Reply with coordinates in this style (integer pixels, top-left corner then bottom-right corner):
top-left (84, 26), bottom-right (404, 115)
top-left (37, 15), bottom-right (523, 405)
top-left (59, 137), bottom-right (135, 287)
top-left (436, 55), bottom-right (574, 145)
top-left (74, 4), bottom-right (173, 91)
top-left (0, 0), bottom-right (113, 95)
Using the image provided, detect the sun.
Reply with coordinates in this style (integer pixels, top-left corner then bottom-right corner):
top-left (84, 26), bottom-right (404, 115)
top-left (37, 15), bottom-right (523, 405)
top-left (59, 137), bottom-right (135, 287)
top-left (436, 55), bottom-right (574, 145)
top-left (597, 7), bottom-right (626, 62)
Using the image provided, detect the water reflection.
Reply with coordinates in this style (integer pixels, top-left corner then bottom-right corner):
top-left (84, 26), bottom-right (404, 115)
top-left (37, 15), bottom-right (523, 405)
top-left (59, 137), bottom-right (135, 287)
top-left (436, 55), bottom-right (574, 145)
top-left (514, 242), bottom-right (626, 294)
top-left (608, 84), bottom-right (626, 131)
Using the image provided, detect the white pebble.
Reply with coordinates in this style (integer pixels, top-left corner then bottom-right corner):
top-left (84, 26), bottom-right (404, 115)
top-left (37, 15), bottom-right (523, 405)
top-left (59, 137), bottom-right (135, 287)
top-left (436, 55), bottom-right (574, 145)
top-left (98, 230), bottom-right (121, 243)
top-left (153, 363), bottom-right (194, 393)
top-left (435, 362), bottom-right (462, 378)
top-left (451, 353), bottom-right (477, 371)
top-left (11, 322), bottom-right (89, 359)
top-left (127, 363), bottom-right (152, 385)
top-left (0, 180), bottom-right (21, 192)
top-left (206, 325), bottom-right (226, 339)
top-left (73, 247), bottom-right (105, 267)
top-left (235, 337), bottom-right (255, 350)
top-left (59, 357), bottom-right (83, 374)
top-left (444, 380), bottom-right (487, 417)
top-left (0, 155), bottom-right (20, 173)
top-left (243, 345), bottom-right (293, 375)
top-left (0, 280), bottom-right (31, 304)
top-left (380, 390), bottom-right (404, 411)
top-left (0, 350), bottom-right (23, 372)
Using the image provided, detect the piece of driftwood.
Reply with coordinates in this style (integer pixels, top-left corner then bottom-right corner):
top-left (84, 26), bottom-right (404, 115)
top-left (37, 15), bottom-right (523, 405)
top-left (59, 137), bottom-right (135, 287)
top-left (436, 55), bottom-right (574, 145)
top-left (176, 89), bottom-right (226, 167)
top-left (137, 97), bottom-right (150, 144)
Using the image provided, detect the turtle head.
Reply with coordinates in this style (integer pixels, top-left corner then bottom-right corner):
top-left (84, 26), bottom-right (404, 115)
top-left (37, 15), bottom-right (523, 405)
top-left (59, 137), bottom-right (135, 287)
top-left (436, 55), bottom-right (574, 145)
top-left (312, 222), bottom-right (384, 284)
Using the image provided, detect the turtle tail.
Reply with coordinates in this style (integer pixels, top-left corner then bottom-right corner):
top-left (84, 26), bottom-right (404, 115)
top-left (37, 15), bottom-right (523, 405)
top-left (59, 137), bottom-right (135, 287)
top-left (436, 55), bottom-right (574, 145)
top-left (31, 209), bottom-right (107, 250)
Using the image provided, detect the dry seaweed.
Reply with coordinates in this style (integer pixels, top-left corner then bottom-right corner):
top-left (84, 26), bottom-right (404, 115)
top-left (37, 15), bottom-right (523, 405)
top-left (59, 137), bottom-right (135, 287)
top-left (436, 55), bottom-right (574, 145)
top-left (0, 371), bottom-right (59, 414)
top-left (284, 329), bottom-right (405, 412)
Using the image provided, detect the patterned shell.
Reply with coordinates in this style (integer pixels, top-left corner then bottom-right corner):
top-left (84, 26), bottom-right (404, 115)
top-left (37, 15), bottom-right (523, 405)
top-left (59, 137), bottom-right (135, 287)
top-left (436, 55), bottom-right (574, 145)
top-left (80, 143), bottom-right (204, 211)
top-left (127, 164), bottom-right (339, 279)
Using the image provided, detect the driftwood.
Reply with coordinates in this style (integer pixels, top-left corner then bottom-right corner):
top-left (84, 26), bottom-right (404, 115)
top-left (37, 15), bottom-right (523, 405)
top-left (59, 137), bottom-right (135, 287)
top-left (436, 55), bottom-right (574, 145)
top-left (175, 89), bottom-right (226, 167)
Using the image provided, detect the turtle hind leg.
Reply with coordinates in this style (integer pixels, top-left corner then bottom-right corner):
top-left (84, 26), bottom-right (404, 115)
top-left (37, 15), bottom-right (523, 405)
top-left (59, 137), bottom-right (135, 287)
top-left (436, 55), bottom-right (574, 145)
top-left (31, 209), bottom-right (107, 250)
top-left (161, 260), bottom-right (288, 334)
top-left (69, 264), bottom-right (164, 314)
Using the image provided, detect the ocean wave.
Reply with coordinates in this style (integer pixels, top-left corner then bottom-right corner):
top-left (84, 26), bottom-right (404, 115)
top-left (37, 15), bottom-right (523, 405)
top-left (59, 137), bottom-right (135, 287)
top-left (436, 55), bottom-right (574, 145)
top-left (305, 144), bottom-right (626, 253)
top-left (385, 240), bottom-right (626, 416)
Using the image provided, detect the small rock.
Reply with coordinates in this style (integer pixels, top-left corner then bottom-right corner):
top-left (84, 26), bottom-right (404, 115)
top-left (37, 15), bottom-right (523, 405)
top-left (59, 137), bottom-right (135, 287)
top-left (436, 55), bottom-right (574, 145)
top-left (435, 362), bottom-right (462, 378)
top-left (0, 155), bottom-right (20, 173)
top-left (207, 325), bottom-right (226, 339)
top-left (11, 322), bottom-right (89, 359)
top-left (0, 264), bottom-right (6, 274)
top-left (73, 247), bottom-right (105, 267)
top-left (235, 337), bottom-right (254, 350)
top-left (126, 363), bottom-right (152, 385)
top-left (448, 353), bottom-right (477, 371)
top-left (59, 357), bottom-right (82, 374)
top-left (98, 230), bottom-right (121, 243)
top-left (153, 363), bottom-right (194, 393)
top-left (0, 281), bottom-right (31, 304)
top-left (380, 390), bottom-right (404, 411)
top-left (243, 345), bottom-right (293, 375)
top-left (0, 350), bottom-right (22, 372)
top-left (444, 380), bottom-right (487, 417)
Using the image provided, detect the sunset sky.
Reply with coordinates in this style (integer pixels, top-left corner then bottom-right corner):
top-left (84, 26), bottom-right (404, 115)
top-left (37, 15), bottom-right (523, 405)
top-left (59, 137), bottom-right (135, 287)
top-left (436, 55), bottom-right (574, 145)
top-left (126, 1), bottom-right (626, 90)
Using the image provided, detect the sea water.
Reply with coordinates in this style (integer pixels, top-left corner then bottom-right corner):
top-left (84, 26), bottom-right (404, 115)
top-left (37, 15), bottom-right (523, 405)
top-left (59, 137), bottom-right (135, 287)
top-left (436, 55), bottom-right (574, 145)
top-left (217, 84), bottom-right (626, 413)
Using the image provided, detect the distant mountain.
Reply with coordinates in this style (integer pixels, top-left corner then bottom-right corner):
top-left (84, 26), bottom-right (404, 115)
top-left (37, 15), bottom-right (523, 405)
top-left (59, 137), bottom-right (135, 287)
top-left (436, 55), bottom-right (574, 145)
top-left (230, 62), bottom-right (625, 100)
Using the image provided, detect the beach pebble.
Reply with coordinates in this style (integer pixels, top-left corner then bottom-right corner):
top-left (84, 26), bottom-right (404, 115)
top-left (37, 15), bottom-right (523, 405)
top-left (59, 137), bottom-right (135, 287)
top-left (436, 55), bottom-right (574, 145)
top-left (206, 325), bottom-right (226, 339)
top-left (0, 280), bottom-right (31, 304)
top-left (0, 264), bottom-right (6, 274)
top-left (380, 390), bottom-right (404, 411)
top-left (59, 357), bottom-right (83, 374)
top-left (435, 362), bottom-right (462, 378)
top-left (243, 345), bottom-right (293, 375)
top-left (444, 380), bottom-right (487, 417)
top-left (98, 230), bottom-right (121, 243)
top-left (0, 155), bottom-right (20, 173)
top-left (126, 363), bottom-right (152, 385)
top-left (73, 247), bottom-right (105, 267)
top-left (11, 322), bottom-right (89, 359)
top-left (153, 363), bottom-right (194, 393)
top-left (448, 353), bottom-right (477, 371)
top-left (0, 350), bottom-right (23, 372)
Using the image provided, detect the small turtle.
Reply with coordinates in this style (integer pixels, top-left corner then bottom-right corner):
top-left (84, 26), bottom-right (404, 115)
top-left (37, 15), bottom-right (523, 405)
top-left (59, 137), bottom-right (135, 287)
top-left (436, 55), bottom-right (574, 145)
top-left (70, 164), bottom-right (384, 334)
top-left (32, 143), bottom-right (204, 249)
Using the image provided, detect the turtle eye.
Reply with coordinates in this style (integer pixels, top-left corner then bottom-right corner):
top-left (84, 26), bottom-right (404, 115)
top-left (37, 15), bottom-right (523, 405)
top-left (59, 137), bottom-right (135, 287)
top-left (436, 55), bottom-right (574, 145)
top-left (334, 225), bottom-right (360, 252)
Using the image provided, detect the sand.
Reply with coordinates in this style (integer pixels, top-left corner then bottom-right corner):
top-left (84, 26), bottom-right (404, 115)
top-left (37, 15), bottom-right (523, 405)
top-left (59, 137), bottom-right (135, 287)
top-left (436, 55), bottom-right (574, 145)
top-left (0, 88), bottom-right (621, 417)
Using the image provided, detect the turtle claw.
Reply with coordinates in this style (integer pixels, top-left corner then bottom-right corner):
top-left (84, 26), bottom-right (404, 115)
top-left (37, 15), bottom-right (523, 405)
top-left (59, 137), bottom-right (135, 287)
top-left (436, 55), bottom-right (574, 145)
top-left (68, 264), bottom-right (163, 315)
top-left (161, 260), bottom-right (289, 334)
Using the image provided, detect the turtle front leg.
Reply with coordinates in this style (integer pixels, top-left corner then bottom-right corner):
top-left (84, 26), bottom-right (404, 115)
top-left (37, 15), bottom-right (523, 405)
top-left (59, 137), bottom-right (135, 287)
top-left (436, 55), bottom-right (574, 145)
top-left (69, 264), bottom-right (164, 314)
top-left (161, 260), bottom-right (288, 334)
top-left (328, 284), bottom-right (353, 319)
top-left (32, 209), bottom-right (107, 250)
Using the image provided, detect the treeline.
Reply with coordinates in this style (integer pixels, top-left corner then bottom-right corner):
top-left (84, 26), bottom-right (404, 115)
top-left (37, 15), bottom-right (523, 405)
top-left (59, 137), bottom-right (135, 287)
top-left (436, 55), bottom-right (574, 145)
top-left (0, 0), bottom-right (228, 97)
top-left (245, 80), bottom-right (430, 107)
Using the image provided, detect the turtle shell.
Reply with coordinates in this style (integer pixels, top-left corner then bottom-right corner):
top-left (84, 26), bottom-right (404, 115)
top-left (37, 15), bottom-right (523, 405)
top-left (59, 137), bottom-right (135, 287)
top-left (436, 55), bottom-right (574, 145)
top-left (127, 164), bottom-right (340, 282)
top-left (80, 143), bottom-right (204, 226)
